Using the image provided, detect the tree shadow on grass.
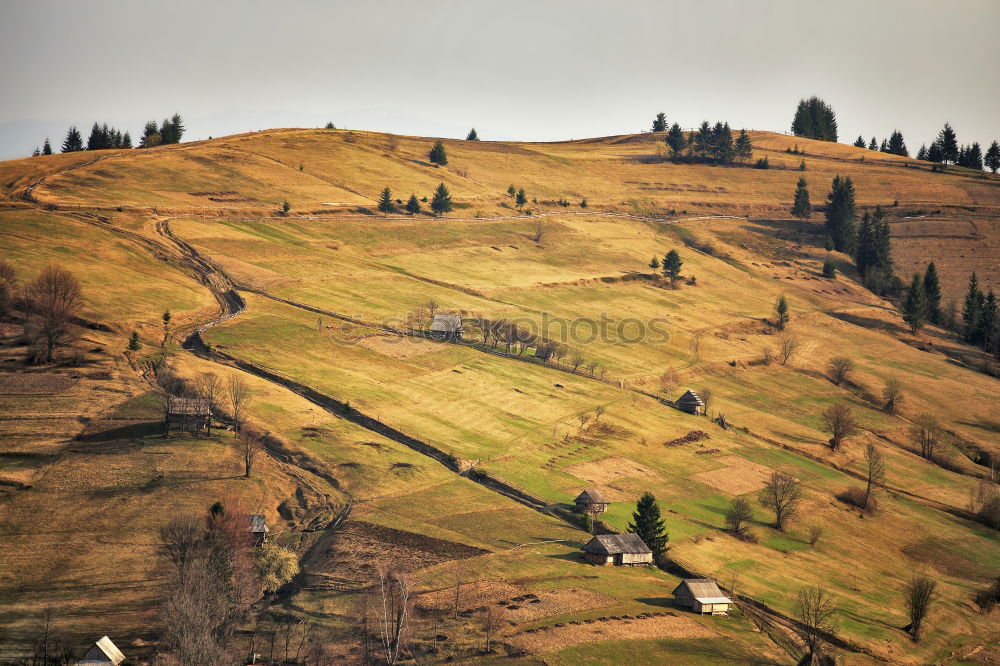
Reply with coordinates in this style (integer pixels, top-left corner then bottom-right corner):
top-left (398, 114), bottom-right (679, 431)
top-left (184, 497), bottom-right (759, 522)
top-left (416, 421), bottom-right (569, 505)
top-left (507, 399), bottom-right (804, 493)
top-left (74, 421), bottom-right (164, 443)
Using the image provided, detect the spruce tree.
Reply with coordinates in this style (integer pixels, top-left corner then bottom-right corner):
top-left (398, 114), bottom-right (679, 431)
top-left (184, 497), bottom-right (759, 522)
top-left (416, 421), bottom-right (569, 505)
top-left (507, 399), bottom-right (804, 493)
top-left (430, 182), bottom-right (452, 215)
top-left (86, 122), bottom-right (105, 150)
top-left (854, 210), bottom-right (876, 276)
top-left (62, 126), bottom-right (84, 152)
top-left (791, 97), bottom-right (838, 141)
top-left (936, 122), bottom-right (958, 164)
top-left (714, 122), bottom-right (734, 163)
top-left (515, 188), bottom-right (527, 209)
top-left (405, 193), bottom-right (421, 214)
top-left (791, 177), bottom-right (811, 219)
top-left (662, 249), bottom-right (683, 283)
top-left (923, 262), bottom-right (941, 324)
top-left (628, 491), bottom-right (668, 557)
top-left (927, 141), bottom-right (943, 163)
top-left (466, 128), bottom-right (479, 141)
top-left (649, 256), bottom-right (661, 271)
top-left (651, 112), bottom-right (667, 132)
top-left (825, 175), bottom-right (856, 253)
top-left (868, 137), bottom-right (878, 151)
top-left (128, 332), bottom-right (142, 351)
top-left (170, 114), bottom-right (184, 143)
top-left (429, 140), bottom-right (448, 165)
top-left (979, 291), bottom-right (998, 353)
top-left (377, 186), bottom-right (396, 214)
top-left (32, 147), bottom-right (41, 157)
top-left (872, 206), bottom-right (892, 276)
top-left (966, 142), bottom-right (984, 170)
top-left (42, 138), bottom-right (52, 155)
top-left (902, 273), bottom-right (927, 333)
top-left (985, 141), bottom-right (1000, 174)
top-left (121, 131), bottom-right (132, 149)
top-left (735, 129), bottom-right (753, 164)
top-left (694, 121), bottom-right (712, 158)
top-left (963, 272), bottom-right (984, 344)
top-left (880, 138), bottom-right (889, 153)
top-left (666, 123), bottom-right (687, 160)
top-left (916, 144), bottom-right (928, 161)
top-left (159, 118), bottom-right (175, 145)
top-left (887, 130), bottom-right (909, 157)
top-left (506, 184), bottom-right (516, 197)
top-left (854, 135), bottom-right (866, 148)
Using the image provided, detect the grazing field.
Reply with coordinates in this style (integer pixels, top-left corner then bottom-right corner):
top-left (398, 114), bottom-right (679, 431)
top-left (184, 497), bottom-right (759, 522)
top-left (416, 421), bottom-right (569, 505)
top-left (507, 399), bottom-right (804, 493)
top-left (0, 127), bottom-right (998, 663)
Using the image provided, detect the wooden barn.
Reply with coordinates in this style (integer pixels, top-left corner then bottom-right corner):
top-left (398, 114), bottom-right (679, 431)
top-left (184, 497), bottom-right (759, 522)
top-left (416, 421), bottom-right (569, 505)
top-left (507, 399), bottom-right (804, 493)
top-left (573, 488), bottom-right (609, 514)
top-left (582, 533), bottom-right (652, 566)
top-left (675, 389), bottom-right (705, 415)
top-left (76, 635), bottom-right (125, 665)
top-left (672, 579), bottom-right (733, 615)
top-left (249, 513), bottom-right (269, 546)
top-left (429, 313), bottom-right (463, 340)
top-left (165, 396), bottom-right (211, 436)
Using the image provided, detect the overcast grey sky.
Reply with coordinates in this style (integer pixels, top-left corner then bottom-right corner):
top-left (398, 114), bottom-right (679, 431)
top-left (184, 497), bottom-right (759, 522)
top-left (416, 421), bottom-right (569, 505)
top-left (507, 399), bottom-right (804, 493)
top-left (1, 0), bottom-right (997, 159)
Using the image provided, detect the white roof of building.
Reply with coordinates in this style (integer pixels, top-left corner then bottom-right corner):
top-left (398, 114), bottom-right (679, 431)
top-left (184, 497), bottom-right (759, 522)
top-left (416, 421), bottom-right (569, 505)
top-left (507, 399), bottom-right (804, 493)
top-left (430, 313), bottom-right (463, 333)
top-left (77, 636), bottom-right (125, 665)
top-left (695, 596), bottom-right (732, 604)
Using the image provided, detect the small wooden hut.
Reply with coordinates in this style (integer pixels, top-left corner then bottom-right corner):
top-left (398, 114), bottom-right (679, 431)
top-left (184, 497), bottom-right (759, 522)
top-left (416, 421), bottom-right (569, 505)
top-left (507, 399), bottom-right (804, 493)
top-left (165, 396), bottom-right (211, 436)
top-left (429, 313), bottom-right (463, 340)
top-left (573, 489), bottom-right (609, 514)
top-left (675, 389), bottom-right (705, 415)
top-left (672, 579), bottom-right (733, 615)
top-left (76, 636), bottom-right (126, 665)
top-left (249, 513), bottom-right (269, 546)
top-left (582, 533), bottom-right (652, 566)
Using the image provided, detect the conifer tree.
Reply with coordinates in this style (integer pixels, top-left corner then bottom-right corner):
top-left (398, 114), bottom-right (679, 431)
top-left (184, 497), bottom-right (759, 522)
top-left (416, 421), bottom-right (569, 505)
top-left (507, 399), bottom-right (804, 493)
top-left (628, 491), bottom-right (668, 557)
top-left (506, 184), bottom-right (516, 197)
top-left (854, 135), bottom-right (866, 148)
top-left (887, 130), bottom-right (909, 157)
top-left (429, 140), bottom-right (448, 165)
top-left (666, 123), bottom-right (687, 161)
top-left (735, 129), bottom-right (753, 164)
top-left (42, 138), bottom-right (52, 155)
top-left (966, 142), bottom-right (984, 170)
top-left (649, 256), bottom-right (661, 271)
top-left (985, 141), bottom-right (1000, 174)
top-left (714, 122), bottom-right (734, 163)
top-left (466, 128), bottom-right (479, 141)
top-left (662, 249), bottom-right (683, 283)
top-left (825, 175), bottom-right (856, 253)
top-left (515, 188), bottom-right (527, 209)
top-left (791, 177), bottom-right (811, 219)
top-left (791, 97), bottom-right (838, 141)
top-left (854, 210), bottom-right (876, 276)
top-left (872, 206), bottom-right (892, 276)
top-left (880, 138), bottom-right (889, 153)
top-left (963, 272), bottom-right (984, 344)
top-left (923, 262), bottom-right (941, 324)
top-left (694, 121), bottom-right (712, 158)
top-left (651, 112), bottom-right (667, 132)
top-left (170, 114), bottom-right (184, 143)
top-left (979, 291), bottom-right (998, 353)
top-left (430, 182), bottom-right (452, 215)
top-left (121, 131), bottom-right (132, 149)
top-left (902, 273), bottom-right (927, 333)
top-left (62, 126), bottom-right (84, 152)
top-left (32, 147), bottom-right (40, 157)
top-left (936, 123), bottom-right (958, 164)
top-left (377, 186), bottom-right (396, 214)
top-left (927, 141), bottom-right (943, 163)
top-left (405, 193), bottom-right (421, 214)
top-left (86, 123), bottom-right (105, 150)
top-left (139, 120), bottom-right (160, 148)
top-left (868, 137), bottom-right (878, 151)
top-left (916, 144), bottom-right (928, 161)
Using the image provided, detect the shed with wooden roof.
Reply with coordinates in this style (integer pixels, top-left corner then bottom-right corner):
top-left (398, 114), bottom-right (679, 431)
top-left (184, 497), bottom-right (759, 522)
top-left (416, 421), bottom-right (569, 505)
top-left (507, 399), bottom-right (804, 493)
top-left (76, 636), bottom-right (125, 665)
top-left (249, 513), bottom-right (269, 546)
top-left (672, 579), bottom-right (733, 615)
top-left (573, 488), bottom-right (609, 514)
top-left (582, 533), bottom-right (652, 566)
top-left (675, 389), bottom-right (705, 415)
top-left (429, 313), bottom-right (463, 340)
top-left (165, 395), bottom-right (212, 436)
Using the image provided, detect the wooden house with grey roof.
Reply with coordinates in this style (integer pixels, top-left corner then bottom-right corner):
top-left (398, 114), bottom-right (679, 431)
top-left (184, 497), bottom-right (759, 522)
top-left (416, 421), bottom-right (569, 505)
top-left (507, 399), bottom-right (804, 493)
top-left (672, 579), bottom-right (733, 614)
top-left (165, 395), bottom-right (211, 436)
top-left (429, 313), bottom-right (463, 340)
top-left (675, 389), bottom-right (705, 415)
top-left (76, 635), bottom-right (125, 665)
top-left (573, 488), bottom-right (609, 514)
top-left (249, 513), bottom-right (269, 546)
top-left (582, 533), bottom-right (652, 566)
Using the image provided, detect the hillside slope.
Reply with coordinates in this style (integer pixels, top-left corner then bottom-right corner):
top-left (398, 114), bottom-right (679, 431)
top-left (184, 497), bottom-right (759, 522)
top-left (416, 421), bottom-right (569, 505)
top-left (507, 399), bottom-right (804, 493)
top-left (0, 129), bottom-right (998, 664)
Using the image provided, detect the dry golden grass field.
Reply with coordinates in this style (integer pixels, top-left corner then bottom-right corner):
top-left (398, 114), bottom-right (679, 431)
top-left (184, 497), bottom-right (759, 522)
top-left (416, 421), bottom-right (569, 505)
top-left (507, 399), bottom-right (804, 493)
top-left (0, 127), bottom-right (998, 664)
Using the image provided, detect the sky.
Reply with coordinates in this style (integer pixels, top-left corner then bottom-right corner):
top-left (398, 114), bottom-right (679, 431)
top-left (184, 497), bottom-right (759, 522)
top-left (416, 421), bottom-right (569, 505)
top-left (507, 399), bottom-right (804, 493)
top-left (1, 0), bottom-right (998, 159)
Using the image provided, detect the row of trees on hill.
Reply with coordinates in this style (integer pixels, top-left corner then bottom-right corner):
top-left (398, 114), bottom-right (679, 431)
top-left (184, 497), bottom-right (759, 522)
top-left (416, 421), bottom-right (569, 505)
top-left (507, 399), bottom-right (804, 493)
top-left (909, 123), bottom-right (999, 172)
top-left (961, 272), bottom-right (1000, 355)
top-left (791, 97), bottom-right (838, 142)
top-left (853, 130), bottom-right (909, 157)
top-left (37, 114), bottom-right (184, 155)
top-left (377, 184), bottom-right (452, 215)
top-left (649, 113), bottom-right (753, 164)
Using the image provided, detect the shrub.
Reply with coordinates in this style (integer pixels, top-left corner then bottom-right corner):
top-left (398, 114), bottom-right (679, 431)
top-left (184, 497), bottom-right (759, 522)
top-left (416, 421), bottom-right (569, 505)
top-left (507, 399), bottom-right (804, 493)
top-left (822, 257), bottom-right (836, 278)
top-left (836, 486), bottom-right (873, 511)
top-left (754, 157), bottom-right (770, 169)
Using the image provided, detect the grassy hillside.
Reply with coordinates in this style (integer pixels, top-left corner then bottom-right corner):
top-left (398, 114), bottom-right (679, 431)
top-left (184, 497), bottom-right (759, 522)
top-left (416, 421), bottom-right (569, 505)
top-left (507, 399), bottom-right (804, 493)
top-left (0, 128), bottom-right (998, 664)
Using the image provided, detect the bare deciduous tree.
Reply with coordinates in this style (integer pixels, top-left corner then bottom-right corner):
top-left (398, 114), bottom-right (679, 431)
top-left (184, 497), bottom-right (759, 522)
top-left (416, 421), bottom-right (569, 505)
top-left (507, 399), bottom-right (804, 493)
top-left (424, 299), bottom-right (439, 318)
top-left (725, 497), bottom-right (753, 538)
top-left (689, 330), bottom-right (704, 360)
top-left (904, 575), bottom-right (938, 641)
top-left (375, 566), bottom-right (410, 665)
top-left (24, 264), bottom-right (82, 363)
top-left (237, 426), bottom-right (261, 478)
top-left (778, 334), bottom-right (800, 366)
top-left (531, 219), bottom-right (545, 242)
top-left (762, 346), bottom-right (774, 366)
top-left (827, 356), bottom-right (855, 386)
top-left (863, 443), bottom-right (886, 512)
top-left (594, 405), bottom-right (606, 422)
top-left (193, 372), bottom-right (223, 411)
top-left (159, 513), bottom-right (205, 571)
top-left (568, 352), bottom-right (584, 373)
top-left (227, 374), bottom-right (252, 433)
top-left (759, 472), bottom-right (801, 531)
top-left (822, 403), bottom-right (857, 451)
top-left (577, 412), bottom-right (591, 429)
top-left (659, 367), bottom-right (680, 399)
top-left (882, 378), bottom-right (905, 415)
top-left (0, 258), bottom-right (17, 318)
top-left (795, 586), bottom-right (838, 658)
top-left (699, 387), bottom-right (713, 415)
top-left (482, 604), bottom-right (505, 653)
top-left (387, 134), bottom-right (399, 151)
top-left (809, 525), bottom-right (823, 546)
top-left (910, 414), bottom-right (940, 460)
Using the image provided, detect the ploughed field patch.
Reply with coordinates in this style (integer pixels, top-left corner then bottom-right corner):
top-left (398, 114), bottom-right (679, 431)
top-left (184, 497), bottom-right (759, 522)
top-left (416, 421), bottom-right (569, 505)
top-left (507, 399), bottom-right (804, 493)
top-left (690, 455), bottom-right (776, 495)
top-left (304, 520), bottom-right (488, 591)
top-left (507, 611), bottom-right (716, 653)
